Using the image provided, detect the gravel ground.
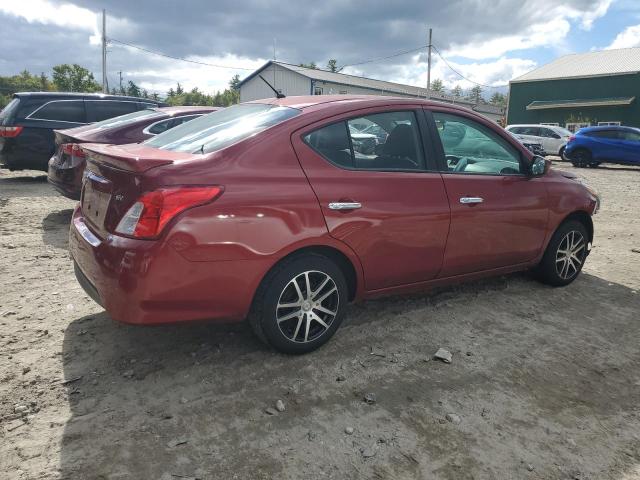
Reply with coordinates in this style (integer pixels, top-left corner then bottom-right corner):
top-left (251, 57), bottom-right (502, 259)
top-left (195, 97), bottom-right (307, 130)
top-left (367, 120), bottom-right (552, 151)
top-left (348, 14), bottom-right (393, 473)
top-left (0, 161), bottom-right (639, 480)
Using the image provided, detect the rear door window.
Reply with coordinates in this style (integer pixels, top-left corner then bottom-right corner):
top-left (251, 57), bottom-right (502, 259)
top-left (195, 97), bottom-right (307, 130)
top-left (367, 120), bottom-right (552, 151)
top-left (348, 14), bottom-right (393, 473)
top-left (86, 100), bottom-right (139, 122)
top-left (28, 100), bottom-right (86, 123)
top-left (520, 126), bottom-right (541, 136)
top-left (304, 111), bottom-right (426, 171)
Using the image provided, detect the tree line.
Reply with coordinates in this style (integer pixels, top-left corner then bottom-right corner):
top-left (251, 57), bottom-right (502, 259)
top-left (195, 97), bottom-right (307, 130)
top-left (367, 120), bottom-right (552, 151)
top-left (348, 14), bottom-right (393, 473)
top-left (1, 61), bottom-right (506, 111)
top-left (0, 64), bottom-right (240, 109)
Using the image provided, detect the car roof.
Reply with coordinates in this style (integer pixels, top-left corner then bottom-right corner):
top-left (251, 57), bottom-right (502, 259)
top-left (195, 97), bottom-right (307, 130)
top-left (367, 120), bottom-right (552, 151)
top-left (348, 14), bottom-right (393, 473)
top-left (578, 125), bottom-right (640, 133)
top-left (246, 94), bottom-right (485, 116)
top-left (13, 91), bottom-right (161, 103)
top-left (156, 106), bottom-right (220, 115)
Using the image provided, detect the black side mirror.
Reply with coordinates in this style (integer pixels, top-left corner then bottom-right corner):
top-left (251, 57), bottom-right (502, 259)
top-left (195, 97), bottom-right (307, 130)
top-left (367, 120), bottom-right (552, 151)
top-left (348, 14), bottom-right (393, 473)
top-left (530, 156), bottom-right (550, 176)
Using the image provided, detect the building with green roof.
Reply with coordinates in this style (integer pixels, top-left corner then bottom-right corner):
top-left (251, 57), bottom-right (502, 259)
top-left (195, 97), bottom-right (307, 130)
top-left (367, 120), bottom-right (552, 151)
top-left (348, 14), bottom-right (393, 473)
top-left (507, 47), bottom-right (640, 132)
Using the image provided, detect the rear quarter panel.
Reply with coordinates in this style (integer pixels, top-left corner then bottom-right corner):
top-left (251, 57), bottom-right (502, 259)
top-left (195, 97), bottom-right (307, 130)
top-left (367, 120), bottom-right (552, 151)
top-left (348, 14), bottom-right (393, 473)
top-left (138, 122), bottom-right (365, 295)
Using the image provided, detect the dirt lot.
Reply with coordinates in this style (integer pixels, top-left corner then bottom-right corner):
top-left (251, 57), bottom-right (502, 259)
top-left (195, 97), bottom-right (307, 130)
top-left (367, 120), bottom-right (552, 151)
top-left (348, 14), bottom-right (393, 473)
top-left (0, 161), bottom-right (639, 480)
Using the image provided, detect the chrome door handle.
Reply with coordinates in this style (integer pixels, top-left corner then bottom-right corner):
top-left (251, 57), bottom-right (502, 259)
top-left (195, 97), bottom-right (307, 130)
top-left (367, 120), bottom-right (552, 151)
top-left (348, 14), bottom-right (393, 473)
top-left (460, 197), bottom-right (484, 204)
top-left (328, 202), bottom-right (362, 210)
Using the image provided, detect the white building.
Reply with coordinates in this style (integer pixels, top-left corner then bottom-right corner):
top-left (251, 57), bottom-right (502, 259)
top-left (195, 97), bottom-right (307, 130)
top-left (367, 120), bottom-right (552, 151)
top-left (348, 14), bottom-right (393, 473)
top-left (238, 61), bottom-right (505, 122)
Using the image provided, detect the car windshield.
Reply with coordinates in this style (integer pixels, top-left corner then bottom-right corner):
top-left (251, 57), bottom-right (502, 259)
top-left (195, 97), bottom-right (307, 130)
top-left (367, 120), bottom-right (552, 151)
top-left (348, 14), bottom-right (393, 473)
top-left (144, 103), bottom-right (301, 154)
top-left (89, 109), bottom-right (162, 129)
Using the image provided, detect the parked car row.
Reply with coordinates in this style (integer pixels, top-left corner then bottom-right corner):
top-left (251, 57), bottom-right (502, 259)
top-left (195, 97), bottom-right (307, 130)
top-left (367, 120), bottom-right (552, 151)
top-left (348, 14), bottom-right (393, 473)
top-left (504, 122), bottom-right (640, 167)
top-left (564, 125), bottom-right (640, 168)
top-left (47, 106), bottom-right (218, 199)
top-left (0, 92), bottom-right (166, 171)
top-left (0, 93), bottom-right (601, 353)
top-left (505, 124), bottom-right (572, 157)
top-left (55, 95), bottom-right (598, 354)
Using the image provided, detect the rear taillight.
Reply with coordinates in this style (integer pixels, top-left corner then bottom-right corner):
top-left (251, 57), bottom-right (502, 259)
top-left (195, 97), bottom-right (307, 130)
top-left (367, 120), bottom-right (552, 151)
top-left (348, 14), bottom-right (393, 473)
top-left (0, 126), bottom-right (23, 138)
top-left (115, 186), bottom-right (223, 239)
top-left (60, 143), bottom-right (86, 167)
top-left (568, 135), bottom-right (575, 143)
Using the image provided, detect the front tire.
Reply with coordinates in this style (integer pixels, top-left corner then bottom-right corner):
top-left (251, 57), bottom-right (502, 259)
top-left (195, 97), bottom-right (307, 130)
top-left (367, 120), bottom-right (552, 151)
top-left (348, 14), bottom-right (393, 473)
top-left (535, 220), bottom-right (589, 286)
top-left (249, 254), bottom-right (348, 354)
top-left (571, 149), bottom-right (591, 168)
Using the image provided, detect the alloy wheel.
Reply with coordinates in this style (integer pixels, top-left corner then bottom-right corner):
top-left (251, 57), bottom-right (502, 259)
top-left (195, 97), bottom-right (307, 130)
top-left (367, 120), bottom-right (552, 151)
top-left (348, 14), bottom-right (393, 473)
top-left (555, 230), bottom-right (586, 280)
top-left (276, 270), bottom-right (339, 343)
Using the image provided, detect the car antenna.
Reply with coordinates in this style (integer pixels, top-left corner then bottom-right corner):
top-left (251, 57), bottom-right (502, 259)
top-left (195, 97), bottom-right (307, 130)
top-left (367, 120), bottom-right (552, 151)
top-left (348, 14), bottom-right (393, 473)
top-left (199, 144), bottom-right (205, 154)
top-left (259, 75), bottom-right (286, 99)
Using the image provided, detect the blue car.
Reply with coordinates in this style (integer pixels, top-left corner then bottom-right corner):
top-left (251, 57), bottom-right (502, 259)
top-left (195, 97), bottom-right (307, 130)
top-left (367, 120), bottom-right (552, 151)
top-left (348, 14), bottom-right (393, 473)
top-left (565, 125), bottom-right (640, 167)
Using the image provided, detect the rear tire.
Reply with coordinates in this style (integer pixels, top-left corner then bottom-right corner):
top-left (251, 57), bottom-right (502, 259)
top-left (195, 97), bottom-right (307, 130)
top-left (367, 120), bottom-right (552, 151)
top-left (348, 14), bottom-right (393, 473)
top-left (559, 146), bottom-right (566, 161)
top-left (571, 149), bottom-right (591, 168)
top-left (248, 253), bottom-right (348, 354)
top-left (535, 220), bottom-right (589, 287)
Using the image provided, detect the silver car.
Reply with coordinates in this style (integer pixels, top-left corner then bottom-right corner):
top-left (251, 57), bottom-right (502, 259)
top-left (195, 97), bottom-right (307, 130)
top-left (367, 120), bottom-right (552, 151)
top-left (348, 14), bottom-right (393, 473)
top-left (506, 124), bottom-right (572, 157)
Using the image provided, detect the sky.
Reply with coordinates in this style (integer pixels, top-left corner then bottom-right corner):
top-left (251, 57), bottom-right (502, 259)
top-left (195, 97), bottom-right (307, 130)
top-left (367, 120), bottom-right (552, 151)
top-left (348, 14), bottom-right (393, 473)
top-left (1, 0), bottom-right (640, 97)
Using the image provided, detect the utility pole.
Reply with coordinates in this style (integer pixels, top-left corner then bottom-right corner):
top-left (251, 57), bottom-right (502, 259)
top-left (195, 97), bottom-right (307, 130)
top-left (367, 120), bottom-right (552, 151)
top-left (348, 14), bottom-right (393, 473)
top-left (101, 9), bottom-right (107, 93)
top-left (426, 28), bottom-right (432, 99)
top-left (118, 71), bottom-right (123, 93)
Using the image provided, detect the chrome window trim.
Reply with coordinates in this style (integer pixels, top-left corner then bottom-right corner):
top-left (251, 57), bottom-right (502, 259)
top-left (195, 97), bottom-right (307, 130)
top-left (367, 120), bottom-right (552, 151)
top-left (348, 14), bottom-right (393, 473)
top-left (26, 99), bottom-right (87, 124)
top-left (142, 114), bottom-right (204, 136)
top-left (27, 99), bottom-right (151, 124)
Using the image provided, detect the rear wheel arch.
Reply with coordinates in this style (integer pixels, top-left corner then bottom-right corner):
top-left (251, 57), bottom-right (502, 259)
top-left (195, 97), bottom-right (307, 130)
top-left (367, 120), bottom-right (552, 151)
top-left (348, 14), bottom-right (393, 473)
top-left (268, 245), bottom-right (359, 302)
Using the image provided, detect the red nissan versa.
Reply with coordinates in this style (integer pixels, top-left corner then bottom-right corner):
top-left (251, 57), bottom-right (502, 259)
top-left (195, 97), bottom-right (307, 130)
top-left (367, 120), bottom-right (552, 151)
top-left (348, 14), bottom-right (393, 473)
top-left (69, 96), bottom-right (600, 354)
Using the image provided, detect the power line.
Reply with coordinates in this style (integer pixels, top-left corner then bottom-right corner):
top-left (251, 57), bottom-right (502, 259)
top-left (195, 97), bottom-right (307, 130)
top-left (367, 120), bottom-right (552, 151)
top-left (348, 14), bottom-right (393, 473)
top-left (109, 36), bottom-right (507, 90)
top-left (108, 38), bottom-right (256, 71)
top-left (431, 45), bottom-right (507, 89)
top-left (338, 45), bottom-right (427, 70)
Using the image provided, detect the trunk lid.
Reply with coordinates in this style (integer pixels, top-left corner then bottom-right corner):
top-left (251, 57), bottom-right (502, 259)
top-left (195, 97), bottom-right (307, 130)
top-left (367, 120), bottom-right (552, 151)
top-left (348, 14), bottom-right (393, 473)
top-left (80, 143), bottom-right (196, 237)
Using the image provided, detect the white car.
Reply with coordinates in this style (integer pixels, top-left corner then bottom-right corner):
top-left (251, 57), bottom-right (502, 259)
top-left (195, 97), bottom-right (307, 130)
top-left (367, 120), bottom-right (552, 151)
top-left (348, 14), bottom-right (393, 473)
top-left (505, 124), bottom-right (572, 157)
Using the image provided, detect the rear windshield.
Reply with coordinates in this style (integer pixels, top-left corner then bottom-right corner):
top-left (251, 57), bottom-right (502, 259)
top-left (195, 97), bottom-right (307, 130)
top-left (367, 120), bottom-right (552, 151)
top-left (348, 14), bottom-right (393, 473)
top-left (89, 109), bottom-right (163, 129)
top-left (0, 98), bottom-right (19, 125)
top-left (144, 103), bottom-right (301, 154)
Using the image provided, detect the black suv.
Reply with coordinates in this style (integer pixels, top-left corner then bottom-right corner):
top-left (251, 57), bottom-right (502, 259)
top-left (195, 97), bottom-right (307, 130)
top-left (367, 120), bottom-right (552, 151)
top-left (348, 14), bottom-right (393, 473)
top-left (0, 92), bottom-right (166, 171)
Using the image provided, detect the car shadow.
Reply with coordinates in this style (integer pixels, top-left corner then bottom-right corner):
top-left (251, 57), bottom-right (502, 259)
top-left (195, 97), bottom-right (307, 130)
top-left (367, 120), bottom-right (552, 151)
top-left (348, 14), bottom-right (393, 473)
top-left (57, 272), bottom-right (640, 479)
top-left (41, 208), bottom-right (74, 248)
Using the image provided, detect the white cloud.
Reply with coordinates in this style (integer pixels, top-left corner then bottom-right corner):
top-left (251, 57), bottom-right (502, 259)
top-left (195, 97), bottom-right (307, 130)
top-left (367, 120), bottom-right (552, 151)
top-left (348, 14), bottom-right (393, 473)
top-left (120, 51), bottom-right (267, 95)
top-left (0, 0), bottom-right (131, 46)
top-left (397, 55), bottom-right (536, 91)
top-left (441, 0), bottom-right (611, 61)
top-left (606, 24), bottom-right (640, 49)
top-left (445, 18), bottom-right (571, 60)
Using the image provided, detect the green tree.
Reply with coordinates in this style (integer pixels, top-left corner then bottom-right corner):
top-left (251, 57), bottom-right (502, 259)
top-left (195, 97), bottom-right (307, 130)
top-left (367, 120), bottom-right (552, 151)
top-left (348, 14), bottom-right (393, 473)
top-left (52, 64), bottom-right (101, 92)
top-left (229, 74), bottom-right (241, 91)
top-left (451, 84), bottom-right (462, 98)
top-left (490, 92), bottom-right (506, 106)
top-left (470, 85), bottom-right (483, 104)
top-left (167, 87), bottom-right (175, 98)
top-left (126, 80), bottom-right (141, 97)
top-left (0, 69), bottom-right (56, 108)
top-left (299, 62), bottom-right (317, 69)
top-left (326, 59), bottom-right (338, 72)
top-left (176, 82), bottom-right (184, 95)
top-left (430, 78), bottom-right (444, 92)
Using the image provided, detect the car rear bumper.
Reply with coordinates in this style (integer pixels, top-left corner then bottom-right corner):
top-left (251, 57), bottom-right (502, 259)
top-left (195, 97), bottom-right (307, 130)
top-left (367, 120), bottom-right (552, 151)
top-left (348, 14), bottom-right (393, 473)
top-left (69, 206), bottom-right (268, 326)
top-left (47, 156), bottom-right (83, 200)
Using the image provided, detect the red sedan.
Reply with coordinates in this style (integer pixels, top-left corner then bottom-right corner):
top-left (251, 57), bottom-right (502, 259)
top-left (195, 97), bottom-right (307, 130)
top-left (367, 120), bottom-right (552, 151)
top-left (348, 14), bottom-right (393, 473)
top-left (69, 96), bottom-right (599, 354)
top-left (48, 106), bottom-right (218, 200)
